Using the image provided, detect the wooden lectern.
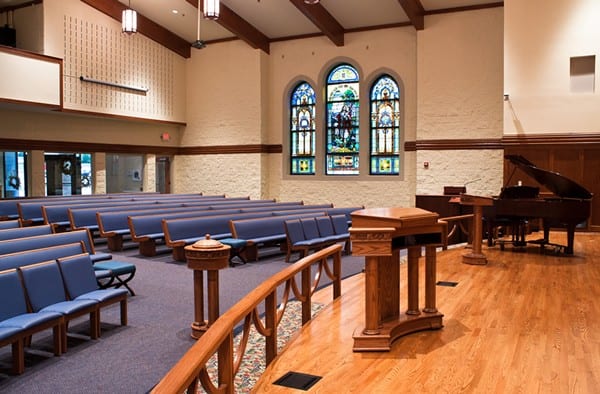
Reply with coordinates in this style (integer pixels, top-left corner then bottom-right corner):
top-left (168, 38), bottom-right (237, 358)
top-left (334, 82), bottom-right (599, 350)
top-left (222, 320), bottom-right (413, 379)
top-left (458, 194), bottom-right (493, 265)
top-left (350, 207), bottom-right (446, 352)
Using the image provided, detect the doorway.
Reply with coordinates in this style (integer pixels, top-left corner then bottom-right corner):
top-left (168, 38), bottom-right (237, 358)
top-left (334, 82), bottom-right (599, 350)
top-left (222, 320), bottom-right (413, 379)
top-left (44, 153), bottom-right (91, 196)
top-left (156, 156), bottom-right (171, 194)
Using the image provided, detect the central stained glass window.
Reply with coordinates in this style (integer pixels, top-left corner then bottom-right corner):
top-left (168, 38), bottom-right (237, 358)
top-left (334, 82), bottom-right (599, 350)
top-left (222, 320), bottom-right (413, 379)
top-left (326, 64), bottom-right (360, 175)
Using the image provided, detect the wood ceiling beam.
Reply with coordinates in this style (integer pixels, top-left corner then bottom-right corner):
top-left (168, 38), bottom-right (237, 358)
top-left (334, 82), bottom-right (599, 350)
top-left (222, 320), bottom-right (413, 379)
top-left (397, 0), bottom-right (425, 30)
top-left (187, 0), bottom-right (270, 54)
top-left (81, 0), bottom-right (191, 58)
top-left (289, 0), bottom-right (344, 46)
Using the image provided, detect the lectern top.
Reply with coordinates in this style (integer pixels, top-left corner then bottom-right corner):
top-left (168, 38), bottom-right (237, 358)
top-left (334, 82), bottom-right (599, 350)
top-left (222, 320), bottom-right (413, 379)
top-left (350, 207), bottom-right (439, 229)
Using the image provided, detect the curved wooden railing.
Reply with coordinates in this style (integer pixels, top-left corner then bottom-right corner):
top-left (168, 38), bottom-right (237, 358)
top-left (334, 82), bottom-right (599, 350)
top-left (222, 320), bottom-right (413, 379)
top-left (151, 244), bottom-right (344, 393)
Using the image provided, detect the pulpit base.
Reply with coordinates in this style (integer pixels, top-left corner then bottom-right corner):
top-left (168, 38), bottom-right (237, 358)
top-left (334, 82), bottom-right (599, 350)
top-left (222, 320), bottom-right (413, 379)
top-left (352, 312), bottom-right (443, 352)
top-left (462, 252), bottom-right (487, 265)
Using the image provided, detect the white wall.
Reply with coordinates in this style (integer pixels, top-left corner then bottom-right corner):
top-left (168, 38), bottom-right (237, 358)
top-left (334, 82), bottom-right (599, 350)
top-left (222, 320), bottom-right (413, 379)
top-left (504, 0), bottom-right (600, 134)
top-left (417, 7), bottom-right (504, 196)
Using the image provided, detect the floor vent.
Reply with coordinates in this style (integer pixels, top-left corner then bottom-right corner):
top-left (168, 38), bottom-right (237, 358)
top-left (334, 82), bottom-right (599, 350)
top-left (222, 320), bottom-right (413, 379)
top-left (437, 281), bottom-right (458, 287)
top-left (273, 371), bottom-right (322, 390)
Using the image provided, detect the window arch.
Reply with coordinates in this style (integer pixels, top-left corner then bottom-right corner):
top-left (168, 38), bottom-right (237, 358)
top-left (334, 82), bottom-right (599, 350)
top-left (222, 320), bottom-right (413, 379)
top-left (290, 81), bottom-right (316, 175)
top-left (326, 64), bottom-right (360, 175)
top-left (369, 74), bottom-right (400, 175)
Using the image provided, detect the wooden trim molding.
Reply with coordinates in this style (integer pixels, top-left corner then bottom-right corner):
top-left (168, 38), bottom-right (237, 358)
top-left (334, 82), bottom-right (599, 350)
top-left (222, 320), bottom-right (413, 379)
top-left (405, 138), bottom-right (503, 151)
top-left (424, 2), bottom-right (504, 15)
top-left (404, 133), bottom-right (600, 151)
top-left (0, 138), bottom-right (282, 156)
top-left (3, 134), bottom-right (598, 157)
top-left (179, 144), bottom-right (282, 155)
top-left (58, 108), bottom-right (187, 127)
top-left (502, 133), bottom-right (600, 147)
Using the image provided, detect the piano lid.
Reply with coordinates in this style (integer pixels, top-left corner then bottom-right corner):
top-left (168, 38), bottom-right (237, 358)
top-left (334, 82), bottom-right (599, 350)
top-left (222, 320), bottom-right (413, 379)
top-left (505, 155), bottom-right (592, 199)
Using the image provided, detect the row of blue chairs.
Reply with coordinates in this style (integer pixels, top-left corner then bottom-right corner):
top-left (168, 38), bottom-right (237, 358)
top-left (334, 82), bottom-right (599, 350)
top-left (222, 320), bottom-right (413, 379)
top-left (284, 215), bottom-right (350, 262)
top-left (0, 253), bottom-right (128, 375)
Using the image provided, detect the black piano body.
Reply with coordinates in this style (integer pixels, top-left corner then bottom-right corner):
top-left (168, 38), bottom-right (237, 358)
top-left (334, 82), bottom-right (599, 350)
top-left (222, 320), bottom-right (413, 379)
top-left (483, 155), bottom-right (592, 255)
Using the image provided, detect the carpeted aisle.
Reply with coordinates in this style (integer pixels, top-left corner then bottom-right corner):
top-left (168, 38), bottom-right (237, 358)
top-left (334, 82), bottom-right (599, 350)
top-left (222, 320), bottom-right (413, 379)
top-left (0, 244), bottom-right (364, 394)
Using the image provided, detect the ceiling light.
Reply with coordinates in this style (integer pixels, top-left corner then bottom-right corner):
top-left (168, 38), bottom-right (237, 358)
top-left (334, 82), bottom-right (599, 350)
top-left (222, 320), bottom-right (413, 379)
top-left (193, 4), bottom-right (206, 50)
top-left (304, 0), bottom-right (320, 4)
top-left (203, 0), bottom-right (220, 20)
top-left (122, 0), bottom-right (137, 34)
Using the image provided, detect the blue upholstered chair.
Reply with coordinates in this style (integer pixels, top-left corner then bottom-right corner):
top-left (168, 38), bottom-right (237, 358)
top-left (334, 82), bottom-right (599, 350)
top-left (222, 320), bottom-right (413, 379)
top-left (330, 214), bottom-right (351, 254)
top-left (0, 268), bottom-right (63, 374)
top-left (299, 218), bottom-right (331, 245)
top-left (57, 253), bottom-right (128, 335)
top-left (92, 260), bottom-right (137, 296)
top-left (284, 219), bottom-right (307, 262)
top-left (19, 261), bottom-right (100, 353)
top-left (284, 219), bottom-right (328, 263)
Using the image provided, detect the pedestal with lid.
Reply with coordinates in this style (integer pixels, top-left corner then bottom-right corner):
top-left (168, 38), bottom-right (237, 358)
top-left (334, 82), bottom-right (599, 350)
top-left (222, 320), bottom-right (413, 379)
top-left (184, 235), bottom-right (231, 339)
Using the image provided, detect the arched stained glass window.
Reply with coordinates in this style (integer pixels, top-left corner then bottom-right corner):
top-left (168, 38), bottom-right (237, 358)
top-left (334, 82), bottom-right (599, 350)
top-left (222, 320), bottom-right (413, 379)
top-left (326, 64), bottom-right (360, 175)
top-left (290, 81), bottom-right (316, 175)
top-left (369, 75), bottom-right (400, 175)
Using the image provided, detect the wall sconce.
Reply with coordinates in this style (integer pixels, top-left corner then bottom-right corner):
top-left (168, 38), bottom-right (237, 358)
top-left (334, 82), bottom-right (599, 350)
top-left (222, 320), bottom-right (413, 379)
top-left (122, 0), bottom-right (137, 34)
top-left (203, 0), bottom-right (220, 20)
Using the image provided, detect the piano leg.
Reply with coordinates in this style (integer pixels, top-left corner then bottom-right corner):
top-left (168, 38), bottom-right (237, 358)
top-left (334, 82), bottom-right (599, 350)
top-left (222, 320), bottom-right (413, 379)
top-left (566, 224), bottom-right (575, 255)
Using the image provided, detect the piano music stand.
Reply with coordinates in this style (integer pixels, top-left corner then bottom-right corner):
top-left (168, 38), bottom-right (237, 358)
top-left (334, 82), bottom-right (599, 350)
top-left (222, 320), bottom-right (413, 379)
top-left (459, 194), bottom-right (493, 265)
top-left (349, 207), bottom-right (445, 352)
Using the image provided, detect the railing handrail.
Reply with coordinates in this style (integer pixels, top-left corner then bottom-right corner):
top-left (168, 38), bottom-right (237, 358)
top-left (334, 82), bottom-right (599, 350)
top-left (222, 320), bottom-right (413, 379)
top-left (152, 243), bottom-right (344, 393)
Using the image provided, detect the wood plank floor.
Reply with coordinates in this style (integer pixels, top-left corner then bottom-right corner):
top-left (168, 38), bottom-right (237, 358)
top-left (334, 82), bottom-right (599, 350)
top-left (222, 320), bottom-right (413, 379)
top-left (253, 232), bottom-right (600, 393)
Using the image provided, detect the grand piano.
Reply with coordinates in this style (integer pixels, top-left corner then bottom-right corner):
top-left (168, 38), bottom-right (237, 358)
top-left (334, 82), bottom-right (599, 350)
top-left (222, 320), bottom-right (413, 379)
top-left (483, 154), bottom-right (592, 255)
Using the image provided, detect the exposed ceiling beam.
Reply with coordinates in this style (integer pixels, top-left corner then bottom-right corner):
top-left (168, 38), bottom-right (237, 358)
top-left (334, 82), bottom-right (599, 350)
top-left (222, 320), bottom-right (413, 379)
top-left (187, 0), bottom-right (270, 54)
top-left (81, 0), bottom-right (191, 58)
top-left (397, 0), bottom-right (425, 30)
top-left (289, 0), bottom-right (344, 46)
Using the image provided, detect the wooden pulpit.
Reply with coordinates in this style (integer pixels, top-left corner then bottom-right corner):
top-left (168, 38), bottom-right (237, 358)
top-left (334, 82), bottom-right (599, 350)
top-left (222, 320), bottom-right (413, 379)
top-left (350, 207), bottom-right (446, 352)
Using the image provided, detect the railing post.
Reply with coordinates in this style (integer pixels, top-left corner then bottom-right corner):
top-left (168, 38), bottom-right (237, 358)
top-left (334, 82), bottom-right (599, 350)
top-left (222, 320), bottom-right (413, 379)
top-left (218, 332), bottom-right (234, 394)
top-left (265, 291), bottom-right (277, 365)
top-left (301, 266), bottom-right (311, 324)
top-left (333, 250), bottom-right (341, 299)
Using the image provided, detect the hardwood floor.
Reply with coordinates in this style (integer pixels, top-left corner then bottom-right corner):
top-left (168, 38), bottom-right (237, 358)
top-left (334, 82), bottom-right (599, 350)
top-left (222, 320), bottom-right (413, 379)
top-left (253, 232), bottom-right (600, 393)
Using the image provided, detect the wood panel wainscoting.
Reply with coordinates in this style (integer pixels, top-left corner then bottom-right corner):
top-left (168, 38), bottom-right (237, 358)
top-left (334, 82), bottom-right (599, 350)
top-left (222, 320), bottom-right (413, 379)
top-left (253, 231), bottom-right (600, 393)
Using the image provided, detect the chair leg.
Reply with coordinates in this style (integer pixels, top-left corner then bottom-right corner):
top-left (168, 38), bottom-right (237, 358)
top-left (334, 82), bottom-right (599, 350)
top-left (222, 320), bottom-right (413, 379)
top-left (12, 339), bottom-right (25, 375)
top-left (120, 300), bottom-right (128, 326)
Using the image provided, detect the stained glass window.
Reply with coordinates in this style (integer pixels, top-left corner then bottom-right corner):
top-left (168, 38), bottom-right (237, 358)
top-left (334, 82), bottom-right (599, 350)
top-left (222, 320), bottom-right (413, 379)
top-left (290, 81), bottom-right (316, 175)
top-left (326, 64), bottom-right (360, 175)
top-left (369, 75), bottom-right (400, 175)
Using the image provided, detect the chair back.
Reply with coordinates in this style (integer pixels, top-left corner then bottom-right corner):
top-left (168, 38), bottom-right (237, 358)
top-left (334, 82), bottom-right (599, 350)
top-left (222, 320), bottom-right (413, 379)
top-left (56, 253), bottom-right (99, 299)
top-left (284, 219), bottom-right (306, 244)
top-left (331, 214), bottom-right (349, 235)
top-left (316, 216), bottom-right (335, 237)
top-left (300, 218), bottom-right (320, 239)
top-left (20, 261), bottom-right (68, 312)
top-left (0, 268), bottom-right (28, 321)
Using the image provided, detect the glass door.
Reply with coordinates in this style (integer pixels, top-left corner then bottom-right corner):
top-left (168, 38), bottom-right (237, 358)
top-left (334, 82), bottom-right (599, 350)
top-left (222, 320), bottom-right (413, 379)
top-left (2, 151), bottom-right (27, 198)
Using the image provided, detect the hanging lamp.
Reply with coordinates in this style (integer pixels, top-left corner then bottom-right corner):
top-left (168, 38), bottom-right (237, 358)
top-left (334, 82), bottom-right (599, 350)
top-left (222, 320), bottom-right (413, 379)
top-left (203, 0), bottom-right (220, 20)
top-left (122, 0), bottom-right (137, 34)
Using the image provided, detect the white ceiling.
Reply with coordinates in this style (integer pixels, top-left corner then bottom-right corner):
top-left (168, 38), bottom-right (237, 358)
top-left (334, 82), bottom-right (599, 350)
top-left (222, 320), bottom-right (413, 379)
top-left (1, 0), bottom-right (501, 44)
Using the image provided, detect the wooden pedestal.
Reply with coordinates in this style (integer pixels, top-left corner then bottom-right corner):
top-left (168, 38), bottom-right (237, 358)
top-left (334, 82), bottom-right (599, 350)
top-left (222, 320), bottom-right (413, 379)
top-left (459, 194), bottom-right (494, 265)
top-left (185, 242), bottom-right (230, 339)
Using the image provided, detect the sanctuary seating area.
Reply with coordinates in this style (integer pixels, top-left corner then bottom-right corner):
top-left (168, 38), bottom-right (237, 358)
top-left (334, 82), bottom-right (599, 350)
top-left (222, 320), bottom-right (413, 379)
top-left (0, 192), bottom-right (361, 376)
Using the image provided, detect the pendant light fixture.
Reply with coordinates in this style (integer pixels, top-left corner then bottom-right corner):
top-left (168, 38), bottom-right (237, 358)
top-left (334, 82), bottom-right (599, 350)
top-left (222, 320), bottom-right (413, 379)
top-left (192, 5), bottom-right (206, 49)
top-left (122, 0), bottom-right (137, 34)
top-left (203, 0), bottom-right (220, 20)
